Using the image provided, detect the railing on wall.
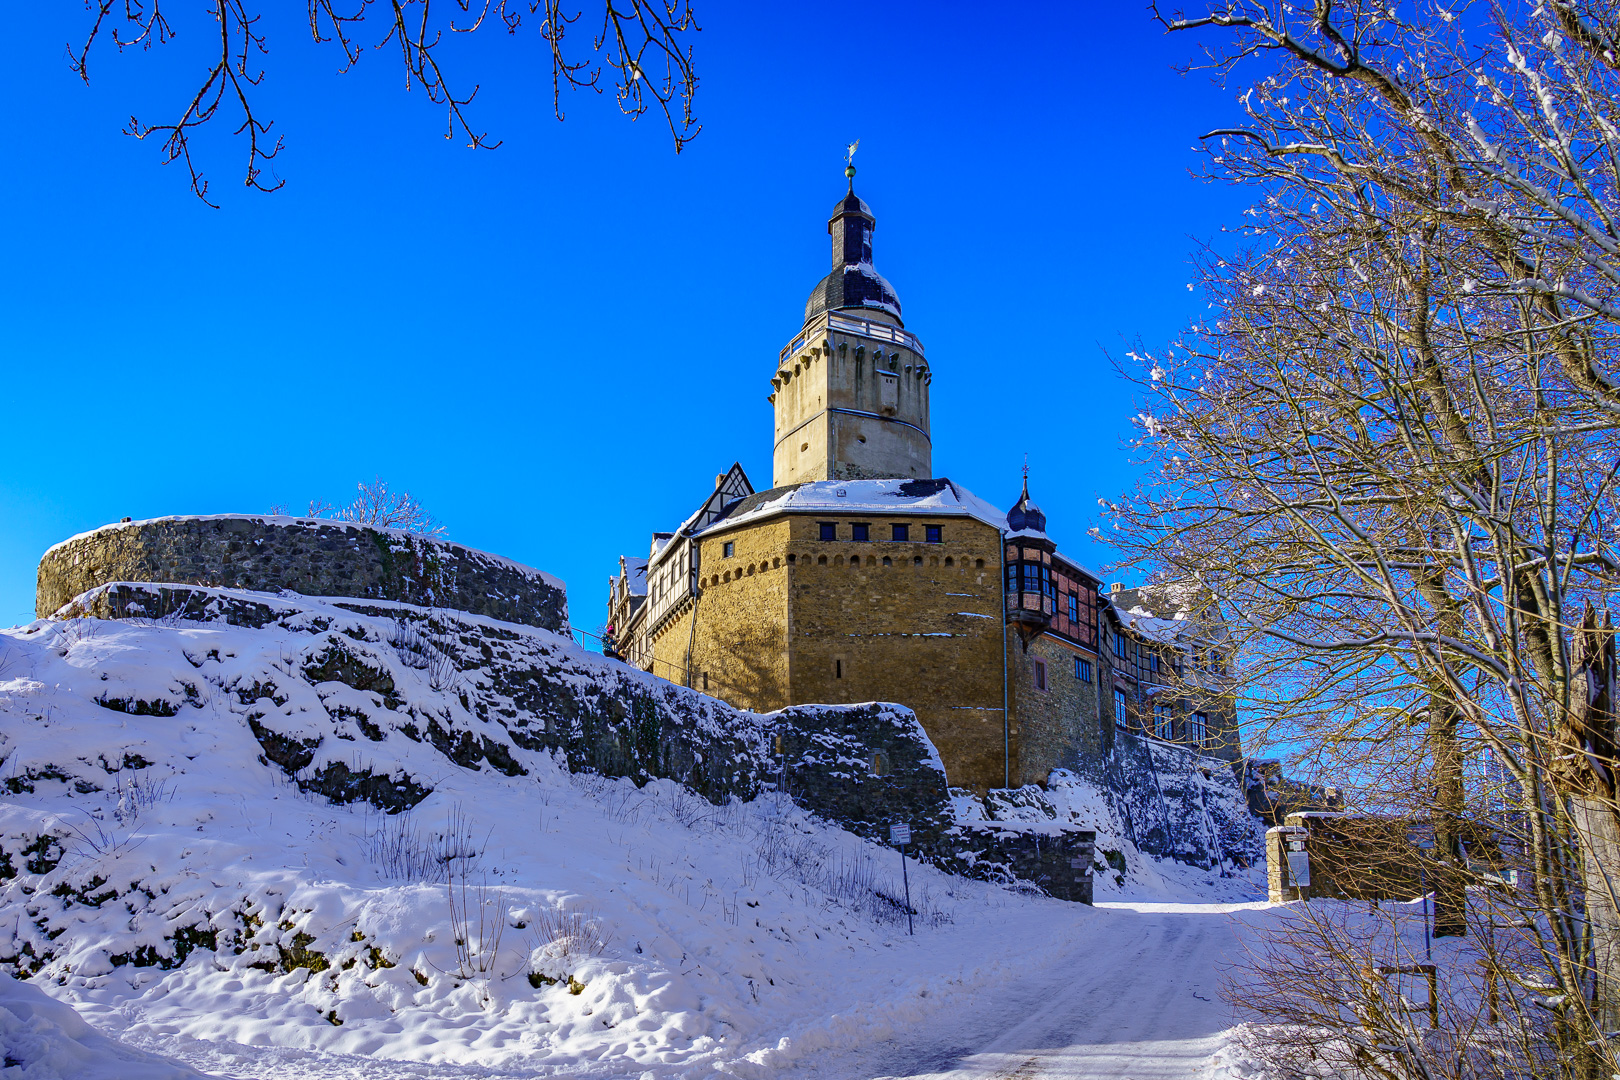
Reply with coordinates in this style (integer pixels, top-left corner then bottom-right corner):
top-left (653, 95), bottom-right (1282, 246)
top-left (779, 310), bottom-right (926, 363)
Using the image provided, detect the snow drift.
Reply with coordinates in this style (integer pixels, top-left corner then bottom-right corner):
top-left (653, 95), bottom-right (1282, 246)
top-left (0, 588), bottom-right (1145, 1077)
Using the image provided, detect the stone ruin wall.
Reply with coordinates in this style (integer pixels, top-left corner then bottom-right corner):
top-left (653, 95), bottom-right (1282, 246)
top-left (36, 516), bottom-right (568, 633)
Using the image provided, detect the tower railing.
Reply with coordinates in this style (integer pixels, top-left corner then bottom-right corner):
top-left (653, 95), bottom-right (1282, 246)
top-left (779, 310), bottom-right (925, 363)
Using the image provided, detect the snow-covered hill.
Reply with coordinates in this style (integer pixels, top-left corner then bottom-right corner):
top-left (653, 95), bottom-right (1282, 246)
top-left (0, 590), bottom-right (1260, 1078)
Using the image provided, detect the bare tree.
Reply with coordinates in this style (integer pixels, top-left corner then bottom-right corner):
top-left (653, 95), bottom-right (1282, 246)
top-left (72, 0), bottom-right (700, 205)
top-left (1118, 0), bottom-right (1620, 1071)
top-left (304, 477), bottom-right (444, 535)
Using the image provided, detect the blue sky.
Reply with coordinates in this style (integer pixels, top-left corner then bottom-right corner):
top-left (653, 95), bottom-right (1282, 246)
top-left (0, 2), bottom-right (1250, 630)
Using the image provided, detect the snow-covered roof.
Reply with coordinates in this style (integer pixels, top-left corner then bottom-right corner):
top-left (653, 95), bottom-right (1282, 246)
top-left (1112, 605), bottom-right (1188, 647)
top-left (693, 478), bottom-right (1009, 536)
top-left (619, 556), bottom-right (649, 596)
top-left (44, 514), bottom-right (564, 591)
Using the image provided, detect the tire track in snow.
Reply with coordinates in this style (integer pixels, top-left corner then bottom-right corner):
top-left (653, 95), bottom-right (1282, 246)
top-left (775, 902), bottom-right (1266, 1080)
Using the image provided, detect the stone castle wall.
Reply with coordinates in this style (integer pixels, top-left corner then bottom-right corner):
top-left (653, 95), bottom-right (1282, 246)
top-left (1008, 632), bottom-right (1106, 787)
top-left (37, 516), bottom-right (568, 633)
top-left (683, 512), bottom-right (1010, 791)
top-left (682, 519), bottom-right (794, 712)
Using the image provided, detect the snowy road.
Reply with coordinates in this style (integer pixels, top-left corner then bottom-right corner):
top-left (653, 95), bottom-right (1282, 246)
top-left (775, 901), bottom-right (1270, 1080)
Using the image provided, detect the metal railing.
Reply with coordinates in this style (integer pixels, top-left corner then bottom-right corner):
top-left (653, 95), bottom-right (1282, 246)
top-left (779, 310), bottom-right (925, 362)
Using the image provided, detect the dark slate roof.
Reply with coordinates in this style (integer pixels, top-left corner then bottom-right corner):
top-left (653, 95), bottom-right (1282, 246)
top-left (1004, 479), bottom-right (1049, 539)
top-left (804, 265), bottom-right (902, 325)
top-left (835, 190), bottom-right (872, 217)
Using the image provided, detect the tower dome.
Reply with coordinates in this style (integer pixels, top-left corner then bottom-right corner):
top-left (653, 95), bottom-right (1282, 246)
top-left (1005, 476), bottom-right (1049, 539)
top-left (803, 173), bottom-right (903, 326)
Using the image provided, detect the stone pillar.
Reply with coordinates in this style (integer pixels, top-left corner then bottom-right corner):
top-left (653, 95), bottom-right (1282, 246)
top-left (1267, 825), bottom-right (1309, 902)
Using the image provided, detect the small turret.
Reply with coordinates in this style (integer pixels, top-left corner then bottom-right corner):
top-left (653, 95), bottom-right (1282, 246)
top-left (1005, 472), bottom-right (1056, 641)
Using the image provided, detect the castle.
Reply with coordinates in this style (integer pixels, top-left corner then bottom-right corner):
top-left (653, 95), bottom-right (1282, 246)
top-left (606, 166), bottom-right (1242, 794)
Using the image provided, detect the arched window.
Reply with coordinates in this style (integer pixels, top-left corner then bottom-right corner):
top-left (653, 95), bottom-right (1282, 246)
top-left (817, 555), bottom-right (828, 565)
top-left (850, 555), bottom-right (861, 565)
top-left (945, 556), bottom-right (955, 567)
top-left (882, 556), bottom-right (893, 566)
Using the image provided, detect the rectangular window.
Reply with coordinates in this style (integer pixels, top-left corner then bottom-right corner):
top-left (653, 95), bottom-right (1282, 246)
top-left (1190, 711), bottom-right (1209, 747)
top-left (1114, 632), bottom-right (1127, 659)
top-left (891, 523), bottom-right (909, 542)
top-left (925, 525), bottom-right (942, 543)
top-left (1067, 593), bottom-right (1079, 622)
top-left (1149, 652), bottom-right (1160, 673)
top-left (851, 523), bottom-right (869, 542)
top-left (1034, 658), bottom-right (1047, 691)
top-left (1114, 688), bottom-right (1129, 730)
top-left (835, 658), bottom-right (843, 679)
top-left (1074, 657), bottom-right (1092, 682)
top-left (722, 541), bottom-right (735, 558)
top-left (1154, 704), bottom-right (1174, 740)
top-left (819, 522), bottom-right (837, 541)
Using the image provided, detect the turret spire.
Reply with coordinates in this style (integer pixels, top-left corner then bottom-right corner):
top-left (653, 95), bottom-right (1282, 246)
top-left (804, 153), bottom-right (903, 325)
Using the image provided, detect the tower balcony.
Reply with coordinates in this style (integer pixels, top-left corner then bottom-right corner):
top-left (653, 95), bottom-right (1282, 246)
top-left (780, 309), bottom-right (926, 364)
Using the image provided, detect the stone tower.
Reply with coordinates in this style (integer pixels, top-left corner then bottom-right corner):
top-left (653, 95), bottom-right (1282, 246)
top-left (770, 167), bottom-right (932, 487)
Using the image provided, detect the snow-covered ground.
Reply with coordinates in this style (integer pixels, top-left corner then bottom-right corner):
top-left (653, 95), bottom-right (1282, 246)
top-left (0, 604), bottom-right (1281, 1079)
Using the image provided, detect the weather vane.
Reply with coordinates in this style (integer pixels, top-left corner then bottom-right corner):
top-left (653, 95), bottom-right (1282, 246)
top-left (845, 139), bottom-right (859, 183)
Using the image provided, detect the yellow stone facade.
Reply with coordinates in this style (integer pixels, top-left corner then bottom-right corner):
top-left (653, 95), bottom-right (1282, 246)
top-left (639, 511), bottom-right (1014, 790)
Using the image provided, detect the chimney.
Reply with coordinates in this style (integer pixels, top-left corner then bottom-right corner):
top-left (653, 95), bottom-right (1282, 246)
top-left (715, 474), bottom-right (726, 489)
top-left (1109, 582), bottom-right (1123, 596)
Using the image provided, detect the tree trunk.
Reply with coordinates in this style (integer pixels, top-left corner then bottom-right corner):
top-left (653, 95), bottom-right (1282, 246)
top-left (1429, 691), bottom-right (1468, 937)
top-left (1573, 796), bottom-right (1620, 1037)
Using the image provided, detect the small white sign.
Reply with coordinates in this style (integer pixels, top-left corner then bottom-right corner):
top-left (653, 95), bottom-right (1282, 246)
top-left (889, 823), bottom-right (911, 846)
